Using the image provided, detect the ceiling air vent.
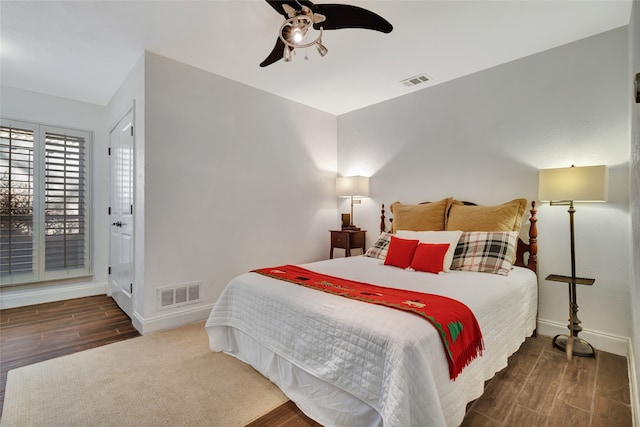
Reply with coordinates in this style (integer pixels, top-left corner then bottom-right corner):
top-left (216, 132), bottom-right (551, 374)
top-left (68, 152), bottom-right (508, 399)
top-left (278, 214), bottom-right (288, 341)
top-left (400, 74), bottom-right (430, 87)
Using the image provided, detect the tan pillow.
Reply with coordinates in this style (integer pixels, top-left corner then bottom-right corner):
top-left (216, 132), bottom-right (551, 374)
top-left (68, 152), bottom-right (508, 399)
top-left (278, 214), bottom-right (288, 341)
top-left (446, 198), bottom-right (527, 232)
top-left (390, 197), bottom-right (453, 233)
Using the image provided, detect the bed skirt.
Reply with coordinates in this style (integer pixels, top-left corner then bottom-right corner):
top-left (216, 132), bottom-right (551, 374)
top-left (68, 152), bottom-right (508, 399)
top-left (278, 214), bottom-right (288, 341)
top-left (209, 325), bottom-right (383, 426)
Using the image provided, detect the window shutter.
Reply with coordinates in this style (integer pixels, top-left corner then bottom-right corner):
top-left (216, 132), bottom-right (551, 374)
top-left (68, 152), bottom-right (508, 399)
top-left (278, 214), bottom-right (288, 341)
top-left (44, 130), bottom-right (87, 272)
top-left (0, 125), bottom-right (36, 278)
top-left (1, 120), bottom-right (91, 285)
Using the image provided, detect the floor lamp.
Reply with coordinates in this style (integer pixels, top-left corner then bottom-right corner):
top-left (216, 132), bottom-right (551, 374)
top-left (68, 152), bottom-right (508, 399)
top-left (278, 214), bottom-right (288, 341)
top-left (538, 165), bottom-right (608, 359)
top-left (336, 176), bottom-right (370, 230)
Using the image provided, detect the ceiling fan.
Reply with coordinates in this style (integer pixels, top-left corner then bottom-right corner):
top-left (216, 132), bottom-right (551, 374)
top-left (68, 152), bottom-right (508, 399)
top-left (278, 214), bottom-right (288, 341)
top-left (260, 0), bottom-right (393, 67)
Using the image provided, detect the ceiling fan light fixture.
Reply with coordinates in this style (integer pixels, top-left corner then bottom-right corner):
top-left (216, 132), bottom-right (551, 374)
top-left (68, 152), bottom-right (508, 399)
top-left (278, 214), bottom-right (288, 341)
top-left (277, 13), bottom-right (325, 63)
top-left (283, 46), bottom-right (292, 62)
top-left (316, 40), bottom-right (328, 57)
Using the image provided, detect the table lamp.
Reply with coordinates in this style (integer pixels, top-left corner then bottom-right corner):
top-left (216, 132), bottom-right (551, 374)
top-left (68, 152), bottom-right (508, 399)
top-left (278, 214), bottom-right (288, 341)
top-left (336, 176), bottom-right (370, 230)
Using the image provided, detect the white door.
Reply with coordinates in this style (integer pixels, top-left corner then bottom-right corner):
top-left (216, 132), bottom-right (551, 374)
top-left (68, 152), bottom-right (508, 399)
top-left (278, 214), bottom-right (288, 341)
top-left (109, 109), bottom-right (134, 318)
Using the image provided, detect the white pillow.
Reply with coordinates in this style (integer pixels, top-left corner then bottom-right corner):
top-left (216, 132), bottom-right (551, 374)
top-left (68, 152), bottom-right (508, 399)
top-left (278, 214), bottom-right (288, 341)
top-left (396, 230), bottom-right (463, 272)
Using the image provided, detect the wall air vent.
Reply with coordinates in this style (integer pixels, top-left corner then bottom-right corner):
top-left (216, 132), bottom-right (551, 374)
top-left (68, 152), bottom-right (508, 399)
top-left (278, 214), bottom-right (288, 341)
top-left (157, 282), bottom-right (202, 310)
top-left (400, 74), bottom-right (430, 87)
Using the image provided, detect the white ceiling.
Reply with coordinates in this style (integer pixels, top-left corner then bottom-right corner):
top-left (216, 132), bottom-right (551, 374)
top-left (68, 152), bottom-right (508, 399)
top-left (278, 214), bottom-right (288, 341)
top-left (0, 1), bottom-right (632, 116)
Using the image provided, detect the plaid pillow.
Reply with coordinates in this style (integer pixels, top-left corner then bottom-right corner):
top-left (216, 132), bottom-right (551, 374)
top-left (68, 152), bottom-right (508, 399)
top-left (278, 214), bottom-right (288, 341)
top-left (450, 231), bottom-right (518, 276)
top-left (364, 232), bottom-right (392, 260)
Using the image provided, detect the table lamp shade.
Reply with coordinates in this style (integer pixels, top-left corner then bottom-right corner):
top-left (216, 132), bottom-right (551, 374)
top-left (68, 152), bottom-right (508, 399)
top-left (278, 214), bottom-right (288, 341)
top-left (336, 176), bottom-right (370, 198)
top-left (538, 165), bottom-right (608, 202)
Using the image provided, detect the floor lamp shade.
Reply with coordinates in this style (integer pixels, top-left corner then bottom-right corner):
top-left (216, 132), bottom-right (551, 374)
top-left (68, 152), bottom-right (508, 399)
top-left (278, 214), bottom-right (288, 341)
top-left (538, 165), bottom-right (608, 202)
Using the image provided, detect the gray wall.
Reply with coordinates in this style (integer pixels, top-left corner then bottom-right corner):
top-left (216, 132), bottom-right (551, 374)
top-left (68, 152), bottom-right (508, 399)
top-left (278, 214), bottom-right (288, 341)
top-left (338, 28), bottom-right (631, 356)
top-left (140, 52), bottom-right (337, 329)
top-left (628, 0), bottom-right (640, 418)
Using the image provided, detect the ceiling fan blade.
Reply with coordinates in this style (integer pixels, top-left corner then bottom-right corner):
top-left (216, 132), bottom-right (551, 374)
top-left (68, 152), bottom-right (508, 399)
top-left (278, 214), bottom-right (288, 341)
top-left (260, 38), bottom-right (288, 67)
top-left (265, 0), bottom-right (315, 17)
top-left (312, 4), bottom-right (392, 33)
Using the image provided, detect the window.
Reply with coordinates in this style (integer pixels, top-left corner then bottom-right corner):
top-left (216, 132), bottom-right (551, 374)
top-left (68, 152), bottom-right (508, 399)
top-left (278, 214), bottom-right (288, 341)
top-left (0, 119), bottom-right (91, 285)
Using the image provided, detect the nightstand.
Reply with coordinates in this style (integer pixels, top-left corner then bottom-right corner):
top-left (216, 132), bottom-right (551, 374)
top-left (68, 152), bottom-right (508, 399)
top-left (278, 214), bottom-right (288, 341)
top-left (329, 229), bottom-right (366, 259)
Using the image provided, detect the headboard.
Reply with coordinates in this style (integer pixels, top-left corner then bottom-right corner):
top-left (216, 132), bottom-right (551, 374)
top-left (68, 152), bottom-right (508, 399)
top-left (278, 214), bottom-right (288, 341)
top-left (379, 201), bottom-right (538, 274)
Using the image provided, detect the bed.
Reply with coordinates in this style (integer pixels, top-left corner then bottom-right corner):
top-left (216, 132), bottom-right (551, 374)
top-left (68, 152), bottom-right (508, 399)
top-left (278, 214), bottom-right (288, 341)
top-left (206, 197), bottom-right (538, 427)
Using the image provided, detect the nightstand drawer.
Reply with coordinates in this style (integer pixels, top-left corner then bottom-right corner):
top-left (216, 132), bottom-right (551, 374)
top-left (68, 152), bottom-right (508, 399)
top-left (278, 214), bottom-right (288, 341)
top-left (331, 232), bottom-right (349, 248)
top-left (329, 230), bottom-right (366, 259)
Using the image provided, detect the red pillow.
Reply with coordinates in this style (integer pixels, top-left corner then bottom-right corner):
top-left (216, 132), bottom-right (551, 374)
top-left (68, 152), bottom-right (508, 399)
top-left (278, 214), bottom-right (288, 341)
top-left (384, 236), bottom-right (420, 269)
top-left (410, 243), bottom-right (450, 274)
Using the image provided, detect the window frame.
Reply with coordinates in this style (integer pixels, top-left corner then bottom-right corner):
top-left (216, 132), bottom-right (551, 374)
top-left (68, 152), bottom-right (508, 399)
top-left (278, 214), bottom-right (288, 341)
top-left (1, 118), bottom-right (92, 286)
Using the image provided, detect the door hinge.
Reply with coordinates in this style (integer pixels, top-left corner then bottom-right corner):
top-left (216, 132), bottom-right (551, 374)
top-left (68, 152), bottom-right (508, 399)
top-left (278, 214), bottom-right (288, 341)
top-left (108, 206), bottom-right (111, 215)
top-left (130, 283), bottom-right (133, 293)
top-left (108, 266), bottom-right (111, 275)
top-left (130, 204), bottom-right (133, 215)
top-left (130, 126), bottom-right (134, 137)
top-left (108, 147), bottom-right (111, 156)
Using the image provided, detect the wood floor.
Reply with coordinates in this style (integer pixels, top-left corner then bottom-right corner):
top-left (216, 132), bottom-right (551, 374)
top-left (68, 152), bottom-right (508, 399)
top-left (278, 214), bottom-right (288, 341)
top-left (0, 295), bottom-right (633, 426)
top-left (250, 335), bottom-right (633, 427)
top-left (0, 295), bottom-right (140, 417)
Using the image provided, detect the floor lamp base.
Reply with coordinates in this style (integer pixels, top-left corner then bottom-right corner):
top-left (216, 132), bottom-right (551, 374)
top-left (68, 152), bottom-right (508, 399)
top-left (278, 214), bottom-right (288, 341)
top-left (552, 334), bottom-right (595, 358)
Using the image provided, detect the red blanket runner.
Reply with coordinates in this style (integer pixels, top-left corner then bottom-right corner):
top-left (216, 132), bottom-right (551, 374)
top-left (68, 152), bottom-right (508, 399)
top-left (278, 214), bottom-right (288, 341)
top-left (252, 265), bottom-right (484, 380)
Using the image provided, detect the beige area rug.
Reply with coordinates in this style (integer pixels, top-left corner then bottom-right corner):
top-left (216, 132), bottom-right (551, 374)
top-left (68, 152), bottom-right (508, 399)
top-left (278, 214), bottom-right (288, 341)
top-left (1, 321), bottom-right (288, 427)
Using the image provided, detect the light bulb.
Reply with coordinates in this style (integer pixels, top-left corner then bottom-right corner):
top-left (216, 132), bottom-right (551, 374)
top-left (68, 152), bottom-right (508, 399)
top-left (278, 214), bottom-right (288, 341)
top-left (292, 29), bottom-right (303, 43)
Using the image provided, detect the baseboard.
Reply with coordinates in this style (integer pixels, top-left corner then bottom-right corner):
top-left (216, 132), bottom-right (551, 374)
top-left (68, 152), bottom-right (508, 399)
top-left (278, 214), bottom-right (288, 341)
top-left (0, 282), bottom-right (107, 309)
top-left (537, 318), bottom-right (630, 357)
top-left (132, 303), bottom-right (215, 335)
top-left (629, 341), bottom-right (639, 427)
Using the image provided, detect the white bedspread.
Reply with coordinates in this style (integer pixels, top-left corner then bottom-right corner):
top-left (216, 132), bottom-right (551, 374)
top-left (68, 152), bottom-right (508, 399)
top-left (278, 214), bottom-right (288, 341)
top-left (206, 256), bottom-right (537, 427)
